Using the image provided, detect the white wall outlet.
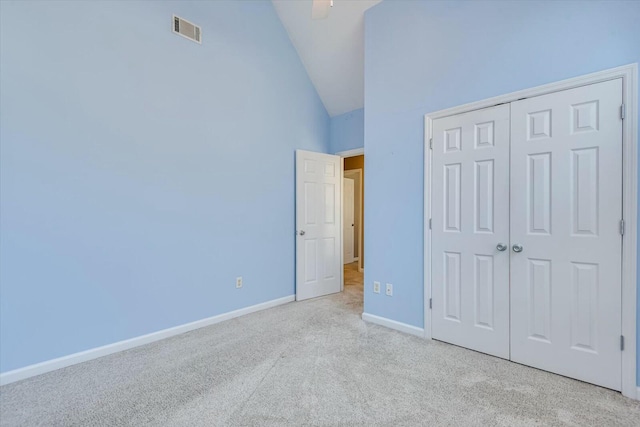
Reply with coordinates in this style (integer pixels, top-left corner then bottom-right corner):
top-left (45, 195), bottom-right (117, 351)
top-left (373, 281), bottom-right (380, 293)
top-left (385, 283), bottom-right (393, 296)
top-left (236, 276), bottom-right (243, 288)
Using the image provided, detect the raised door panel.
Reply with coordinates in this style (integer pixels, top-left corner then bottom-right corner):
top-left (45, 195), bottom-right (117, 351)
top-left (444, 164), bottom-right (462, 232)
top-left (304, 240), bottom-right (318, 284)
top-left (443, 252), bottom-right (462, 321)
top-left (474, 160), bottom-right (494, 233)
top-left (474, 254), bottom-right (494, 329)
top-left (527, 153), bottom-right (552, 235)
top-left (303, 183), bottom-right (317, 226)
top-left (527, 258), bottom-right (552, 343)
top-left (571, 148), bottom-right (599, 236)
top-left (570, 262), bottom-right (599, 353)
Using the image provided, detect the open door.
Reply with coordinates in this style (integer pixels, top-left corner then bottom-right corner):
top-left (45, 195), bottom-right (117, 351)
top-left (296, 150), bottom-right (342, 301)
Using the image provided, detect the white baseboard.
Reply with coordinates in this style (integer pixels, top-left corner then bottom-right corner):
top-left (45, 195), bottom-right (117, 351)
top-left (361, 312), bottom-right (424, 337)
top-left (0, 295), bottom-right (295, 386)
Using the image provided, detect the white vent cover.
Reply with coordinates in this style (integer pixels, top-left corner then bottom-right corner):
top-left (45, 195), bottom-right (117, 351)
top-left (173, 15), bottom-right (201, 44)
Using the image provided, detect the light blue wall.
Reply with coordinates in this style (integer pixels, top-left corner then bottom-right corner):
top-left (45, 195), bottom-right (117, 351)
top-left (330, 108), bottom-right (364, 154)
top-left (363, 0), bottom-right (640, 384)
top-left (0, 0), bottom-right (329, 373)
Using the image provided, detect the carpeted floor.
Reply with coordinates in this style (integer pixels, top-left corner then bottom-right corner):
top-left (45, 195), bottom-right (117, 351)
top-left (1, 263), bottom-right (639, 426)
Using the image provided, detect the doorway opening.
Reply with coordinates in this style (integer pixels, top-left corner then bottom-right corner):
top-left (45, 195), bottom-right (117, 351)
top-left (293, 148), bottom-right (365, 304)
top-left (341, 152), bottom-right (364, 301)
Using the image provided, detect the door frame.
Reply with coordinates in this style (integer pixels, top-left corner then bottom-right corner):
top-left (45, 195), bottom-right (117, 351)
top-left (342, 175), bottom-right (356, 264)
top-left (337, 148), bottom-right (366, 284)
top-left (344, 168), bottom-right (364, 272)
top-left (423, 64), bottom-right (638, 399)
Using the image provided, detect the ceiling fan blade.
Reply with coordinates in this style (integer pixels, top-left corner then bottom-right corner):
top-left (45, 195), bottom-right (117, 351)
top-left (311, 0), bottom-right (331, 20)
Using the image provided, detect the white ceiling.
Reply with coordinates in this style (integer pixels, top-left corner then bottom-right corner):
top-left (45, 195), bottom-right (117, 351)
top-left (272, 0), bottom-right (382, 117)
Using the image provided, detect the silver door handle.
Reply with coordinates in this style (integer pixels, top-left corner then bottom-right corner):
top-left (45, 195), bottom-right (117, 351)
top-left (496, 243), bottom-right (507, 252)
top-left (512, 244), bottom-right (523, 253)
top-left (299, 230), bottom-right (305, 236)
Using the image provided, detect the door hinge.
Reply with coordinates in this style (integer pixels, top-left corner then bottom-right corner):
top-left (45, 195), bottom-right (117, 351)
top-left (621, 104), bottom-right (625, 120)
top-left (429, 218), bottom-right (432, 229)
top-left (429, 138), bottom-right (433, 149)
top-left (620, 335), bottom-right (625, 351)
top-left (620, 219), bottom-right (625, 235)
top-left (429, 298), bottom-right (432, 309)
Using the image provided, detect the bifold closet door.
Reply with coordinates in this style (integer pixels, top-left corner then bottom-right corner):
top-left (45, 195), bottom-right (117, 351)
top-left (509, 79), bottom-right (623, 390)
top-left (431, 104), bottom-right (511, 359)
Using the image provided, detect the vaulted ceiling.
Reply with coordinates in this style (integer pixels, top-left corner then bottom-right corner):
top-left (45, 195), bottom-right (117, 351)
top-left (272, 0), bottom-right (382, 117)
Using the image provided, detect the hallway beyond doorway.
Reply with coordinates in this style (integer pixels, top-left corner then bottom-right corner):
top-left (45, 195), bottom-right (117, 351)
top-left (344, 261), bottom-right (363, 306)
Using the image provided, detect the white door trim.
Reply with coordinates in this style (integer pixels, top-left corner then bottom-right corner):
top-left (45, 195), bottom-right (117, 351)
top-left (424, 63), bottom-right (638, 399)
top-left (344, 169), bottom-right (364, 273)
top-left (340, 157), bottom-right (345, 292)
top-left (336, 147), bottom-right (364, 157)
top-left (343, 176), bottom-right (356, 264)
top-left (340, 149), bottom-right (365, 287)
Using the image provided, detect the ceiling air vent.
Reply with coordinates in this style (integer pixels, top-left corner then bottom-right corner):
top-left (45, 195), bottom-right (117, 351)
top-left (173, 15), bottom-right (201, 44)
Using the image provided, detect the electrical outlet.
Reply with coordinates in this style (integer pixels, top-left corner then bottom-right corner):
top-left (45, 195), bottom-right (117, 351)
top-left (373, 281), bottom-right (380, 293)
top-left (236, 276), bottom-right (243, 288)
top-left (385, 283), bottom-right (393, 296)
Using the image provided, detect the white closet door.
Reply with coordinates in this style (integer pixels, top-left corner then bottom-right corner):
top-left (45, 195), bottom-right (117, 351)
top-left (510, 79), bottom-right (623, 390)
top-left (296, 150), bottom-right (342, 301)
top-left (431, 104), bottom-right (511, 359)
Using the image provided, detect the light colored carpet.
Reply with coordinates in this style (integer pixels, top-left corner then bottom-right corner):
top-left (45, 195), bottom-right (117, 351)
top-left (1, 263), bottom-right (639, 426)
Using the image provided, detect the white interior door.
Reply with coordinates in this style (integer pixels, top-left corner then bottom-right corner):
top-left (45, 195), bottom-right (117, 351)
top-left (510, 79), bottom-right (623, 390)
top-left (296, 150), bottom-right (342, 301)
top-left (343, 177), bottom-right (355, 264)
top-left (431, 104), bottom-right (511, 359)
